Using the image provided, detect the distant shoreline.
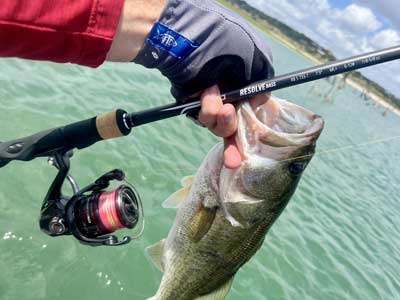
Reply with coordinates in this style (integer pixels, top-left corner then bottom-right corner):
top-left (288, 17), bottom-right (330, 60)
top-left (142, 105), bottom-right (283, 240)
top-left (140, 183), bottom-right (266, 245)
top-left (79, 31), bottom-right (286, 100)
top-left (268, 29), bottom-right (400, 117)
top-left (266, 28), bottom-right (400, 117)
top-left (345, 79), bottom-right (400, 116)
top-left (217, 0), bottom-right (400, 117)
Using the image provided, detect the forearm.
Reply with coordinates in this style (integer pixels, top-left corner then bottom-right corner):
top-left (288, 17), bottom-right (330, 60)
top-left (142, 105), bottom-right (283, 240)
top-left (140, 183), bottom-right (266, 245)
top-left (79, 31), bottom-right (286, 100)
top-left (107, 0), bottom-right (166, 62)
top-left (0, 0), bottom-right (164, 67)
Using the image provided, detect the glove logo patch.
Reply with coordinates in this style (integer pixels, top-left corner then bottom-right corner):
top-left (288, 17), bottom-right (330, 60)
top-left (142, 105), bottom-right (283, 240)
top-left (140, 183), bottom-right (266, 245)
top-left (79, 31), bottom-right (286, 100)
top-left (146, 22), bottom-right (199, 59)
top-left (155, 32), bottom-right (178, 48)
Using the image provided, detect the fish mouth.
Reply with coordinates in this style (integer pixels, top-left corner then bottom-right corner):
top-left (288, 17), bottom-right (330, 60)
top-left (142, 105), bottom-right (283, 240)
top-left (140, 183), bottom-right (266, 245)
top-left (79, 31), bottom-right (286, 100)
top-left (237, 96), bottom-right (324, 157)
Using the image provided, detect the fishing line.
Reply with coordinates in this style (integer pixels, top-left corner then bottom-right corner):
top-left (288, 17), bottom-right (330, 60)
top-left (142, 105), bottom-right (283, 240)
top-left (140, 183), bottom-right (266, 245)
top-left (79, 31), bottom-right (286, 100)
top-left (277, 134), bottom-right (400, 165)
top-left (147, 135), bottom-right (400, 173)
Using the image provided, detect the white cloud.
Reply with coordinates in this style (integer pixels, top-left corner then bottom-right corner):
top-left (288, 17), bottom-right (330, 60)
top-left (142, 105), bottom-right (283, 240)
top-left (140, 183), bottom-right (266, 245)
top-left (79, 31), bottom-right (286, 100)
top-left (316, 20), bottom-right (355, 53)
top-left (369, 29), bottom-right (400, 49)
top-left (356, 0), bottom-right (400, 28)
top-left (335, 4), bottom-right (381, 34)
top-left (245, 0), bottom-right (400, 96)
top-left (249, 0), bottom-right (304, 22)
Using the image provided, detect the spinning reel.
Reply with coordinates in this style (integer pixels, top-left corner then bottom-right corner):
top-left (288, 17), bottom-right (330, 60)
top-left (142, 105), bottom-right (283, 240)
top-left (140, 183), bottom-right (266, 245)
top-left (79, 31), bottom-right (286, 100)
top-left (39, 151), bottom-right (144, 246)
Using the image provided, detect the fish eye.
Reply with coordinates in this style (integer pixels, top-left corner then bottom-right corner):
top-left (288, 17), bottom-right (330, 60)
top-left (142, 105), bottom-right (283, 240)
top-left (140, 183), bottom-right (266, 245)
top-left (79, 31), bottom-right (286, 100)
top-left (288, 161), bottom-right (307, 175)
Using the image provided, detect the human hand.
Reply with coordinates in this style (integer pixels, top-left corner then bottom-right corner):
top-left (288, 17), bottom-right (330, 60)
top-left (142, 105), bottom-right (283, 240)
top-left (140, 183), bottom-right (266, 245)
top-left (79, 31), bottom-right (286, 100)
top-left (133, 0), bottom-right (274, 102)
top-left (128, 0), bottom-right (275, 169)
top-left (199, 85), bottom-right (270, 169)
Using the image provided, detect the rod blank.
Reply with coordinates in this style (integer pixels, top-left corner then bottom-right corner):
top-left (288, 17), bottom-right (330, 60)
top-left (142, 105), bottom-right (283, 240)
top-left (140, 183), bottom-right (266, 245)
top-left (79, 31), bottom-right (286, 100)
top-left (127, 45), bottom-right (400, 127)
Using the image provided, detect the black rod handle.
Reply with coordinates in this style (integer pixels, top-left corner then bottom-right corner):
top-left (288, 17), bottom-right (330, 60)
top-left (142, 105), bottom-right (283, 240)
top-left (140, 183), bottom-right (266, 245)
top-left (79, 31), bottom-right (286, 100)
top-left (0, 109), bottom-right (131, 166)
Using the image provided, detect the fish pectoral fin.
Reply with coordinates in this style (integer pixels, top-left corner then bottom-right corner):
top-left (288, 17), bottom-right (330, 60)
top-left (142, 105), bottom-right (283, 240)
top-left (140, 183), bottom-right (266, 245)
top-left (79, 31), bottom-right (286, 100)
top-left (163, 175), bottom-right (195, 209)
top-left (195, 276), bottom-right (234, 300)
top-left (188, 204), bottom-right (217, 243)
top-left (181, 175), bottom-right (195, 187)
top-left (145, 239), bottom-right (165, 272)
top-left (162, 186), bottom-right (191, 209)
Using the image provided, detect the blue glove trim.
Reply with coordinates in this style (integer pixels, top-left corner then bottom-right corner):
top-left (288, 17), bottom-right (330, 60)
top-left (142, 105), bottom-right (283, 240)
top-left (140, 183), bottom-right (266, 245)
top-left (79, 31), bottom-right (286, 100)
top-left (146, 22), bottom-right (199, 59)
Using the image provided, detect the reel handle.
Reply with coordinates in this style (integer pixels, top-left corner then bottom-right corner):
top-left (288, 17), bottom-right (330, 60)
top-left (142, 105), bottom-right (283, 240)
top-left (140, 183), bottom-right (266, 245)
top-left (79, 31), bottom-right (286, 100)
top-left (0, 109), bottom-right (131, 167)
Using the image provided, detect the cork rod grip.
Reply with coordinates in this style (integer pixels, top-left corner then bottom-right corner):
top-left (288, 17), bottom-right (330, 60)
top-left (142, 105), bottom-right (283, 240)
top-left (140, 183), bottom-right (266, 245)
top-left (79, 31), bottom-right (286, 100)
top-left (95, 109), bottom-right (131, 140)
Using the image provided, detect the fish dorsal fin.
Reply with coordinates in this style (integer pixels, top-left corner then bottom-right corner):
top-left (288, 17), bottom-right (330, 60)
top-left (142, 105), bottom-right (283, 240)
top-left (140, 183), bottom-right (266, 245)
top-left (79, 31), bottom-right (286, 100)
top-left (181, 175), bottom-right (195, 187)
top-left (195, 276), bottom-right (234, 300)
top-left (163, 175), bottom-right (195, 209)
top-left (188, 203), bottom-right (217, 243)
top-left (145, 239), bottom-right (165, 272)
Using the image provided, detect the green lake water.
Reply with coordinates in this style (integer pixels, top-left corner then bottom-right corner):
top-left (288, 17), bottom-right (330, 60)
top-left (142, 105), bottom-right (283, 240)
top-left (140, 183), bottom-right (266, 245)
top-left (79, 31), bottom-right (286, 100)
top-left (0, 34), bottom-right (399, 300)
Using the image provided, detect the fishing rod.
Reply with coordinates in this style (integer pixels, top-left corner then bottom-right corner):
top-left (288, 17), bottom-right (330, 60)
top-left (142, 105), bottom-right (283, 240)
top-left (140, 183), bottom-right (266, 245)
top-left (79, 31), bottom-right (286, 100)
top-left (127, 45), bottom-right (400, 126)
top-left (0, 45), bottom-right (399, 247)
top-left (1, 45), bottom-right (399, 168)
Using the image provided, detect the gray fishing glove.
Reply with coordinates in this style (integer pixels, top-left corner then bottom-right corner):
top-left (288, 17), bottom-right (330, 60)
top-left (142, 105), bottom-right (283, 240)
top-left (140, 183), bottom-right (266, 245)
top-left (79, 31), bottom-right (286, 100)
top-left (133, 0), bottom-right (275, 102)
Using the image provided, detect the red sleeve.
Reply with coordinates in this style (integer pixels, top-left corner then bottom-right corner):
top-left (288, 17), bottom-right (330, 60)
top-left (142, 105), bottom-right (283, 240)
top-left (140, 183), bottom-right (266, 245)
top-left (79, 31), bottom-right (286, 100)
top-left (0, 0), bottom-right (124, 67)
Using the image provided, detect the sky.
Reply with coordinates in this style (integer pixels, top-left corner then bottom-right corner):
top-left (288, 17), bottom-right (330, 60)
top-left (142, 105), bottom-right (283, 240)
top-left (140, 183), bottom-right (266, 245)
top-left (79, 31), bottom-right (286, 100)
top-left (245, 0), bottom-right (400, 97)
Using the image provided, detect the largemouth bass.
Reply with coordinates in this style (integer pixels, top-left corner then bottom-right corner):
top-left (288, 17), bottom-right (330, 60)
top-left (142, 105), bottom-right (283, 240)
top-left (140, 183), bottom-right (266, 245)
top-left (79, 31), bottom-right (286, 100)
top-left (146, 96), bottom-right (324, 300)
